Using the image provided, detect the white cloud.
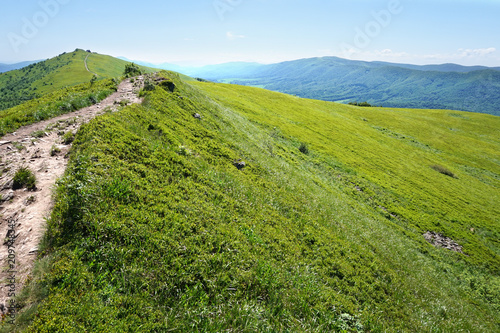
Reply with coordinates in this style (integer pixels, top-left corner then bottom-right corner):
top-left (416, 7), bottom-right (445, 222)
top-left (457, 47), bottom-right (496, 57)
top-left (226, 31), bottom-right (245, 41)
top-left (333, 47), bottom-right (499, 66)
top-left (375, 49), bottom-right (409, 58)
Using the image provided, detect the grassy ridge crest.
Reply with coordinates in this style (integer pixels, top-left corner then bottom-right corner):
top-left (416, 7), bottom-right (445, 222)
top-left (0, 49), bottom-right (156, 111)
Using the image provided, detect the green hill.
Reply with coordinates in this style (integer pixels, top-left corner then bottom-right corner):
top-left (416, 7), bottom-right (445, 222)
top-left (0, 49), bottom-right (156, 111)
top-left (5, 68), bottom-right (498, 332)
top-left (186, 57), bottom-right (500, 116)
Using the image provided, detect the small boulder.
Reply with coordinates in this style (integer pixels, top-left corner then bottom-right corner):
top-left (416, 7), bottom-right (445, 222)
top-left (193, 113), bottom-right (202, 120)
top-left (234, 159), bottom-right (246, 170)
top-left (1, 191), bottom-right (14, 202)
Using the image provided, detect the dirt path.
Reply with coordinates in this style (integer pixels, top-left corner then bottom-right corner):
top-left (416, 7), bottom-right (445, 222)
top-left (0, 76), bottom-right (145, 310)
top-left (84, 53), bottom-right (98, 76)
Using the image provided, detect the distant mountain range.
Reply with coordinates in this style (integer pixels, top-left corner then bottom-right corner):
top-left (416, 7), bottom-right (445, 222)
top-left (0, 60), bottom-right (41, 73)
top-left (171, 57), bottom-right (500, 116)
top-left (5, 55), bottom-right (500, 116)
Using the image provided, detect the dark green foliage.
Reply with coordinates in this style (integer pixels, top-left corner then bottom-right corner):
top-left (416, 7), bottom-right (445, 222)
top-left (0, 59), bottom-right (68, 111)
top-left (13, 166), bottom-right (36, 190)
top-left (143, 78), bottom-right (155, 91)
top-left (123, 63), bottom-right (142, 78)
top-left (62, 131), bottom-right (75, 144)
top-left (349, 101), bottom-right (374, 107)
top-left (299, 142), bottom-right (309, 154)
top-left (159, 79), bottom-right (176, 92)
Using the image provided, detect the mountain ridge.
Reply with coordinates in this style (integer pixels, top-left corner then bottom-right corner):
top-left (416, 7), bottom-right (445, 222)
top-left (178, 56), bottom-right (500, 116)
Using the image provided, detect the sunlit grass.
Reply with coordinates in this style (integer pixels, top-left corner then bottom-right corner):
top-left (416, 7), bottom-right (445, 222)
top-left (4, 72), bottom-right (498, 332)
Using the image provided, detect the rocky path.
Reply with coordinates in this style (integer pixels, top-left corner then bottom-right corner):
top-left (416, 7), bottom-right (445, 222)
top-left (0, 76), bottom-right (145, 310)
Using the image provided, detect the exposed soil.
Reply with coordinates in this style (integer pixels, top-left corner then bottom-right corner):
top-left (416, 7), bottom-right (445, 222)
top-left (0, 76), bottom-right (145, 310)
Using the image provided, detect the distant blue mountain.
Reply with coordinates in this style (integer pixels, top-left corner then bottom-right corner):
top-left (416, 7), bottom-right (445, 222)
top-left (186, 57), bottom-right (500, 116)
top-left (0, 60), bottom-right (41, 73)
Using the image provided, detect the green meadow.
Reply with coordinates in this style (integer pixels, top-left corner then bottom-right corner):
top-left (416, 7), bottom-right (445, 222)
top-left (2, 70), bottom-right (499, 332)
top-left (0, 49), bottom-right (155, 111)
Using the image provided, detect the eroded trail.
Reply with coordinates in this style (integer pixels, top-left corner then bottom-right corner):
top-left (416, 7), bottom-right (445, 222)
top-left (0, 76), bottom-right (145, 309)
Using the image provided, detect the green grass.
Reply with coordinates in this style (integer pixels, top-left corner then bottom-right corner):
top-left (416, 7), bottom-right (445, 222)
top-left (0, 49), bottom-right (157, 111)
top-left (0, 79), bottom-right (117, 136)
top-left (13, 166), bottom-right (36, 190)
top-left (3, 72), bottom-right (499, 332)
top-left (195, 81), bottom-right (500, 270)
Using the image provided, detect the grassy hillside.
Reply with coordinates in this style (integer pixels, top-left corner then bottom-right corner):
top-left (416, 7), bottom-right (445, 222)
top-left (196, 82), bottom-right (500, 270)
top-left (0, 49), bottom-right (156, 111)
top-left (192, 57), bottom-right (500, 116)
top-left (0, 78), bottom-right (118, 136)
top-left (6, 72), bottom-right (498, 332)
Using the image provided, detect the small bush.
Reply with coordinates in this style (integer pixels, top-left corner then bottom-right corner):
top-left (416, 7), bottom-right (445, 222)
top-left (124, 63), bottom-right (142, 78)
top-left (348, 101), bottom-right (374, 107)
top-left (431, 164), bottom-right (458, 178)
top-left (62, 131), bottom-right (75, 144)
top-left (88, 94), bottom-right (98, 104)
top-left (143, 78), bottom-right (155, 91)
top-left (299, 142), bottom-right (309, 155)
top-left (50, 144), bottom-right (61, 156)
top-left (13, 167), bottom-right (36, 190)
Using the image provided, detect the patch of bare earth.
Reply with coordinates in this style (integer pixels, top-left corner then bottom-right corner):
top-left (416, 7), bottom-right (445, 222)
top-left (0, 76), bottom-right (145, 311)
top-left (423, 231), bottom-right (464, 253)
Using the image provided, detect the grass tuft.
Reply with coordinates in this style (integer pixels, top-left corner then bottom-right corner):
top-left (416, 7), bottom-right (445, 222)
top-left (13, 166), bottom-right (36, 190)
top-left (431, 164), bottom-right (458, 178)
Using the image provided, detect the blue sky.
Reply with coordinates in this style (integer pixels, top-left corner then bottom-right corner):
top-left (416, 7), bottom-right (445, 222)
top-left (1, 0), bottom-right (499, 66)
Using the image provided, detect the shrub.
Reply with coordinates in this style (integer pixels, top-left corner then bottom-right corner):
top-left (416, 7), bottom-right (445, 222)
top-left (62, 131), bottom-right (75, 144)
top-left (88, 94), bottom-right (98, 104)
top-left (124, 63), bottom-right (142, 78)
top-left (13, 166), bottom-right (36, 190)
top-left (348, 101), bottom-right (373, 107)
top-left (299, 142), bottom-right (309, 154)
top-left (143, 78), bottom-right (155, 91)
top-left (431, 164), bottom-right (458, 178)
